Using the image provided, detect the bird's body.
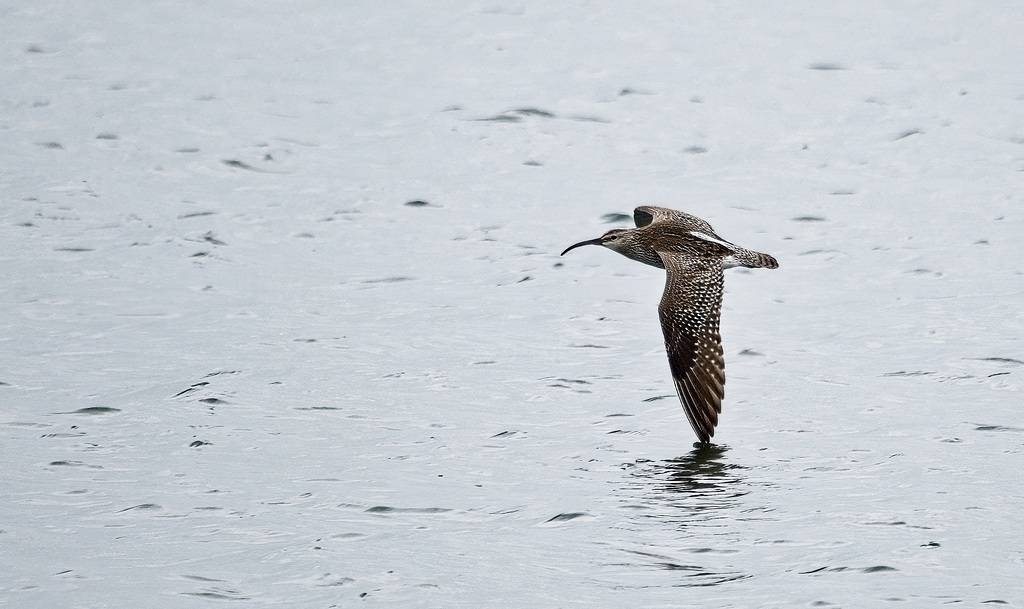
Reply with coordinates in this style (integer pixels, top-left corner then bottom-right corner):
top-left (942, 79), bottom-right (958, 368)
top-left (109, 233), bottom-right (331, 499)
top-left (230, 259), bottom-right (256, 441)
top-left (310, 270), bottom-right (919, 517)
top-left (561, 206), bottom-right (778, 444)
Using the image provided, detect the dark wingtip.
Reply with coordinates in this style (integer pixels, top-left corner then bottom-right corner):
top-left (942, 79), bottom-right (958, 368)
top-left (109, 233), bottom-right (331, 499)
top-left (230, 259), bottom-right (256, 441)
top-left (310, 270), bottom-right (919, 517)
top-left (634, 208), bottom-right (654, 228)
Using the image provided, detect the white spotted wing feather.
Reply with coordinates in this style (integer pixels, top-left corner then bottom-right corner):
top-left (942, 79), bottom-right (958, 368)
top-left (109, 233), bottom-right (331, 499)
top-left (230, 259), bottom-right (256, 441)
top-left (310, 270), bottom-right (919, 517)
top-left (657, 254), bottom-right (726, 443)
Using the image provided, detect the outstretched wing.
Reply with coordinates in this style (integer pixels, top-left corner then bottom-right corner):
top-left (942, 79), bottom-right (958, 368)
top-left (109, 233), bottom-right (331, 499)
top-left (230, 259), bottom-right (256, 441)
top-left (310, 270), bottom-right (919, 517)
top-left (635, 206), bottom-right (716, 234)
top-left (656, 253), bottom-right (726, 443)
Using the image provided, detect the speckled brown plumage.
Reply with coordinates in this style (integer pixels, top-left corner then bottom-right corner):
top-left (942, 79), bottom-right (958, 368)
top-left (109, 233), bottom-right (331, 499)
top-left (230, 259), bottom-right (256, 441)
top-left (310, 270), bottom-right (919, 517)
top-left (561, 206), bottom-right (778, 444)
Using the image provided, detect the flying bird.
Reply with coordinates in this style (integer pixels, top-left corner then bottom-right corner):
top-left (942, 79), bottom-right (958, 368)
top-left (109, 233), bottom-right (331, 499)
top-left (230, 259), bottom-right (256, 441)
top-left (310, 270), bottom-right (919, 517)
top-left (561, 206), bottom-right (778, 444)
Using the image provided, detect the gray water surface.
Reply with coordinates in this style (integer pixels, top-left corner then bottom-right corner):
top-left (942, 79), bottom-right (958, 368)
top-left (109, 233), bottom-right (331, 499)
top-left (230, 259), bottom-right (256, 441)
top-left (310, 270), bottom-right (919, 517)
top-left (2, 1), bottom-right (1023, 606)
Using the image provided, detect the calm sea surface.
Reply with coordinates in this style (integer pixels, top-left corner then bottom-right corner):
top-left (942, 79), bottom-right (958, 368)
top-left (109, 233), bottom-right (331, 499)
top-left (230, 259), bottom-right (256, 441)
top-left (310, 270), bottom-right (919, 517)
top-left (3, 2), bottom-right (1022, 606)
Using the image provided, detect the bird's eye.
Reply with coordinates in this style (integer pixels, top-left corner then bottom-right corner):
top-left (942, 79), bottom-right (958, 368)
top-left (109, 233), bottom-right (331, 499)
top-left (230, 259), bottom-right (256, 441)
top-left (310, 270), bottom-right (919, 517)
top-left (607, 235), bottom-right (618, 241)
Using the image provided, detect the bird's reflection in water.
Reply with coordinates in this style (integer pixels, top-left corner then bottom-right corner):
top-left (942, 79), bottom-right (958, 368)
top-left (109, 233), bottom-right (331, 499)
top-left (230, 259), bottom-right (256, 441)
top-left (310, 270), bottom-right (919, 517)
top-left (614, 444), bottom-right (753, 587)
top-left (627, 443), bottom-right (748, 518)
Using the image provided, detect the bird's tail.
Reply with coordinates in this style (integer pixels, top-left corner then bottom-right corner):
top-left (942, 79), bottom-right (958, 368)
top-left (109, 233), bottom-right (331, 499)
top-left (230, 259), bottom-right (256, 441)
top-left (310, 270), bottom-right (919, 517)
top-left (726, 248), bottom-right (779, 269)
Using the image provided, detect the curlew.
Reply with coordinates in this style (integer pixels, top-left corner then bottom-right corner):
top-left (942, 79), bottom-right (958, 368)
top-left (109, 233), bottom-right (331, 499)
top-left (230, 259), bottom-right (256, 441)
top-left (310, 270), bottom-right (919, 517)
top-left (561, 206), bottom-right (778, 444)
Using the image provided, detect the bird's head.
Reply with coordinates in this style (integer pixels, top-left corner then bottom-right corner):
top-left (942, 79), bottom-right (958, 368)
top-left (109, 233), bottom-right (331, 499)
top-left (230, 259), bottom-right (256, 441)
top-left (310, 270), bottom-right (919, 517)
top-left (560, 229), bottom-right (632, 256)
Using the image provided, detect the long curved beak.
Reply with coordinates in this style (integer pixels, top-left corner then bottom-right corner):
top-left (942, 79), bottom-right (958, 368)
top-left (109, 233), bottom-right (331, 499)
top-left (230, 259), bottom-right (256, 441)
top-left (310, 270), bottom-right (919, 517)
top-left (560, 237), bottom-right (603, 256)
